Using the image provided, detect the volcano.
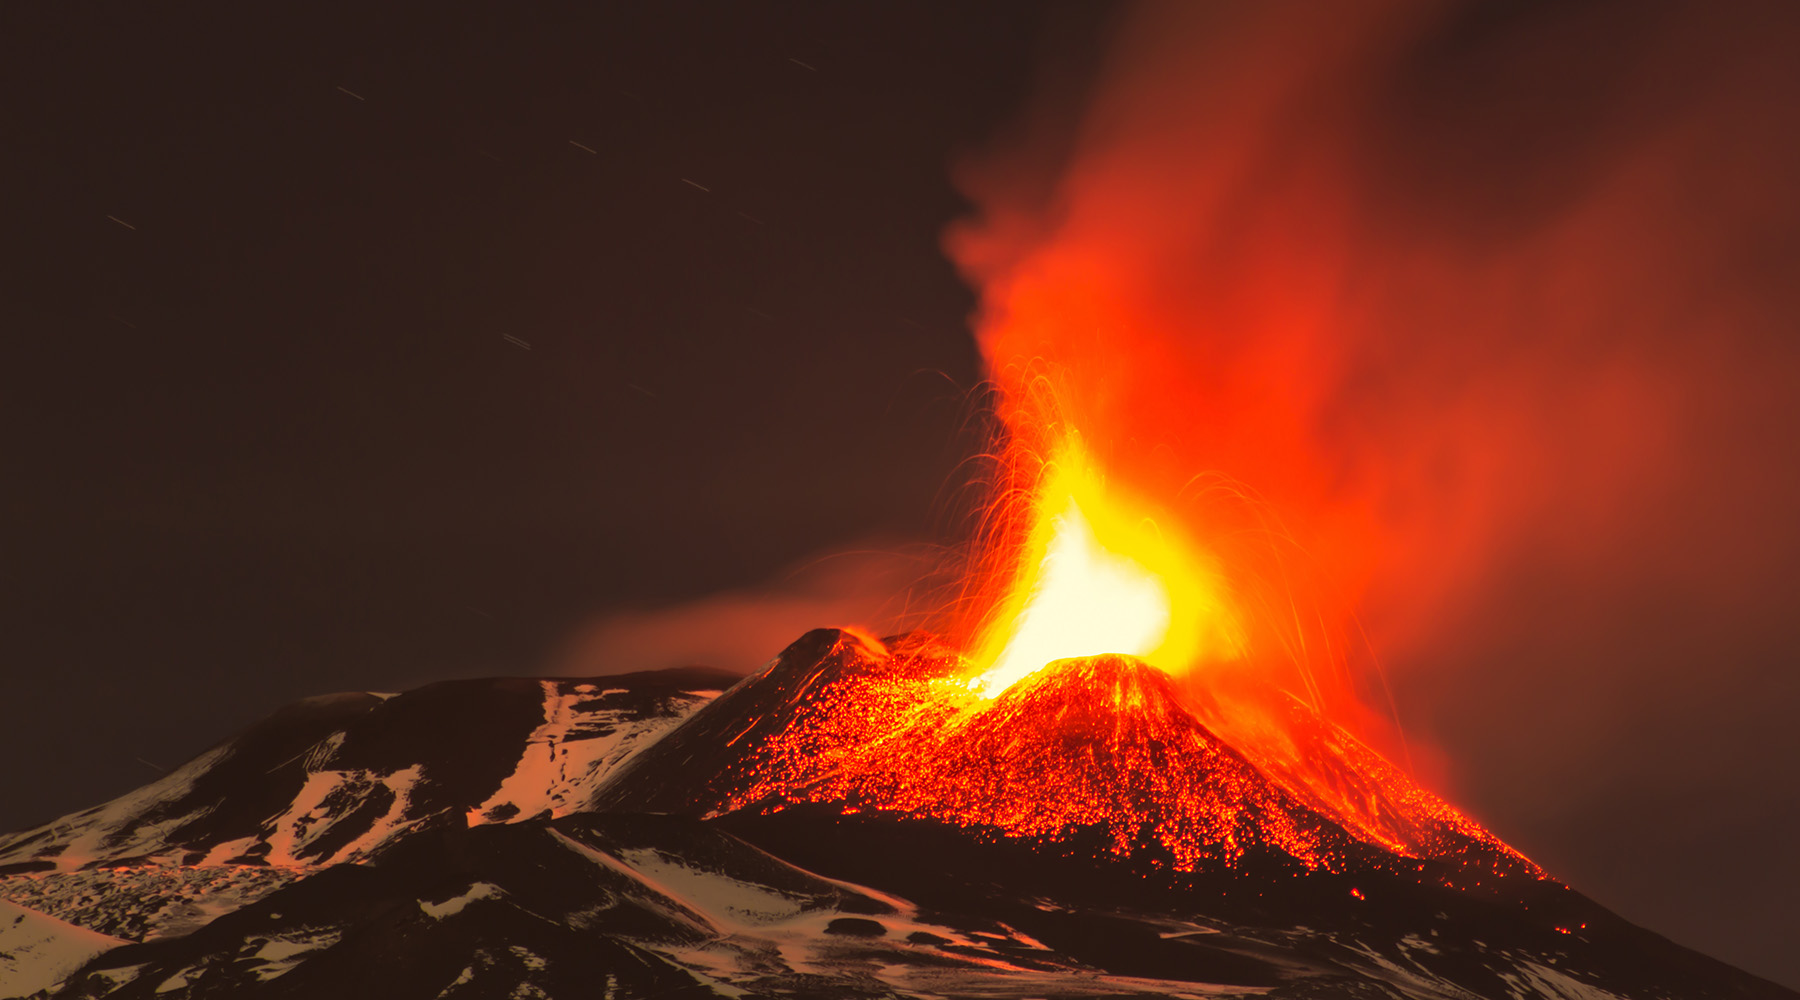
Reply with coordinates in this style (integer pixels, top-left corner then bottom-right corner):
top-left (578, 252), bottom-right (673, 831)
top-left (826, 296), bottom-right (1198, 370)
top-left (0, 631), bottom-right (1790, 999)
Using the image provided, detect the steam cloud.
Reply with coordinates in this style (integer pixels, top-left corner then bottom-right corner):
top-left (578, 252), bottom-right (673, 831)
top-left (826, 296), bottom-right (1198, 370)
top-left (553, 547), bottom-right (937, 678)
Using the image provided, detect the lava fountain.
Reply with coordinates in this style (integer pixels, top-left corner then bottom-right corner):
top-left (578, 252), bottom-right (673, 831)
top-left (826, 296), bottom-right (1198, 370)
top-left (616, 1), bottom-right (1636, 882)
top-left (966, 436), bottom-right (1246, 696)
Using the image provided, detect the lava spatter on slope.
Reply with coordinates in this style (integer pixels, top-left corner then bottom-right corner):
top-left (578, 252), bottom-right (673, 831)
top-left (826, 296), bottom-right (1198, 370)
top-left (1183, 684), bottom-right (1532, 870)
top-left (593, 629), bottom-right (1541, 884)
top-left (730, 650), bottom-right (1358, 873)
top-left (7, 655), bottom-right (1792, 999)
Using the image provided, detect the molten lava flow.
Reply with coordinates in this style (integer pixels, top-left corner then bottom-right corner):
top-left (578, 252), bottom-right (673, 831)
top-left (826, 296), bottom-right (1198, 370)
top-left (679, 630), bottom-right (1541, 882)
top-left (967, 440), bottom-right (1246, 695)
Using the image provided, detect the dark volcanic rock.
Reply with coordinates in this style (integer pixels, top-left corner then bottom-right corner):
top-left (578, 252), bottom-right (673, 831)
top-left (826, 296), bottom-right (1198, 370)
top-left (0, 667), bottom-right (740, 875)
top-left (2, 646), bottom-right (1793, 1000)
top-left (585, 628), bottom-right (892, 815)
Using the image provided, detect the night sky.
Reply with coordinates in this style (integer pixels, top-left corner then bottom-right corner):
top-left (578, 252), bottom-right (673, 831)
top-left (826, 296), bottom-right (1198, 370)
top-left (4, 1), bottom-right (1796, 990)
top-left (4, 0), bottom-right (1039, 815)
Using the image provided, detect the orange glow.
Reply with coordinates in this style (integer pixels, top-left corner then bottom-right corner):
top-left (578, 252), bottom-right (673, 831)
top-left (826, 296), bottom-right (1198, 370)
top-left (968, 439), bottom-right (1245, 694)
top-left (714, 631), bottom-right (1540, 881)
top-left (698, 0), bottom-right (1702, 890)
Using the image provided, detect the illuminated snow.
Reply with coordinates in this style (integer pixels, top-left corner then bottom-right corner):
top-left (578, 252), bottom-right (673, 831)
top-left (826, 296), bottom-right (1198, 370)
top-left (0, 899), bottom-right (126, 996)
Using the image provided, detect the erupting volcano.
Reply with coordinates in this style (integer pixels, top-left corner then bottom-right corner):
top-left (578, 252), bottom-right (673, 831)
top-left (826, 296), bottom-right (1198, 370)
top-left (965, 437), bottom-right (1246, 697)
top-left (572, 375), bottom-right (1529, 884)
top-left (0, 423), bottom-right (1783, 995)
top-left (637, 277), bottom-right (1486, 887)
top-left (7, 0), bottom-right (1798, 995)
top-left (9, 621), bottom-right (1778, 997)
top-left (597, 623), bottom-right (1535, 884)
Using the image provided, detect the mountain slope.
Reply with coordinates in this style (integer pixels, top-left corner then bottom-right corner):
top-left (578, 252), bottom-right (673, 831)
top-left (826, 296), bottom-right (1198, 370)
top-left (0, 667), bottom-right (736, 876)
top-left (0, 637), bottom-right (1791, 1000)
top-left (594, 632), bottom-right (1534, 882)
top-left (0, 901), bottom-right (126, 998)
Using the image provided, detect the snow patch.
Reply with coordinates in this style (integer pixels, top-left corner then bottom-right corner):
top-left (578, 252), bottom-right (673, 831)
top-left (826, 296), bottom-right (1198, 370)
top-left (547, 831), bottom-right (716, 934)
top-left (302, 731), bottom-right (346, 771)
top-left (0, 864), bottom-right (299, 943)
top-left (0, 899), bottom-right (126, 996)
top-left (466, 682), bottom-right (713, 825)
top-left (0, 745), bottom-right (232, 872)
top-left (246, 927), bottom-right (343, 982)
top-left (1342, 939), bottom-right (1478, 1000)
top-left (261, 765), bottom-right (425, 865)
top-left (154, 963), bottom-right (205, 994)
top-left (1400, 932), bottom-right (1442, 955)
top-left (507, 944), bottom-right (548, 971)
top-left (1496, 958), bottom-right (1629, 1000)
top-left (420, 882), bottom-right (504, 919)
top-left (610, 848), bottom-right (804, 928)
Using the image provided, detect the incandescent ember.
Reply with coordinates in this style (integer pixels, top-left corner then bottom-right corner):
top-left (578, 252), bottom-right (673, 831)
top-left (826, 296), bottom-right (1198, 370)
top-left (593, 629), bottom-right (1541, 885)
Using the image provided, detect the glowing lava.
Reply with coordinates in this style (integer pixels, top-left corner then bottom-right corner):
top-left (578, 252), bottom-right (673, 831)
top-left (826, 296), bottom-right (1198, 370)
top-left (969, 441), bottom-right (1246, 695)
top-left (601, 627), bottom-right (1543, 882)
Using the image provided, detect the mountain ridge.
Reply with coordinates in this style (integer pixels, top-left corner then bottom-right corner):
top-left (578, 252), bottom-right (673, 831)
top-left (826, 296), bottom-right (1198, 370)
top-left (0, 632), bottom-right (1790, 999)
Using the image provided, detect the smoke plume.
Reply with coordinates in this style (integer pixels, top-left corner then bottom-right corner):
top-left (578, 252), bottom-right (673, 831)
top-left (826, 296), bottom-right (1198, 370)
top-left (948, 0), bottom-right (1800, 979)
top-left (552, 546), bottom-right (938, 677)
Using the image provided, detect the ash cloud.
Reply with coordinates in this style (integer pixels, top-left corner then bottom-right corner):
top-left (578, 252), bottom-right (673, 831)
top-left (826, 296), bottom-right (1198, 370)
top-left (949, 0), bottom-right (1800, 983)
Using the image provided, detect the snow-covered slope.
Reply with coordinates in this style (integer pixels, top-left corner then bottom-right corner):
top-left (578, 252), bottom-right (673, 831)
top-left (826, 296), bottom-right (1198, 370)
top-left (34, 816), bottom-right (1276, 1000)
top-left (33, 810), bottom-right (1778, 1000)
top-left (464, 678), bottom-right (724, 826)
top-left (0, 667), bottom-right (734, 877)
top-left (1, 644), bottom-right (1792, 1000)
top-left (0, 666), bottom-right (733, 994)
top-left (0, 900), bottom-right (125, 999)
